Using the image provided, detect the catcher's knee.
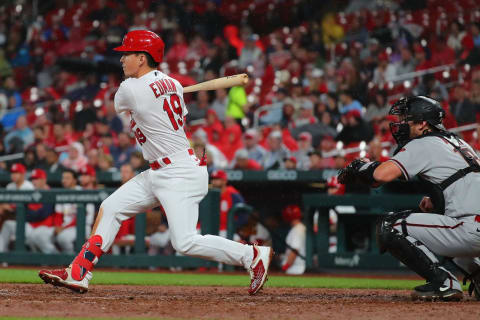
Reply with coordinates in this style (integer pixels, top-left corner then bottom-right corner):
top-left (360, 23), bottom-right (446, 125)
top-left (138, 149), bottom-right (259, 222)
top-left (375, 210), bottom-right (412, 254)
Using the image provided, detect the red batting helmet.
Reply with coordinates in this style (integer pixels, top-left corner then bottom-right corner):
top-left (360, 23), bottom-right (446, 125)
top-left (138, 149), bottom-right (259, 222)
top-left (114, 30), bottom-right (165, 63)
top-left (282, 205), bottom-right (302, 223)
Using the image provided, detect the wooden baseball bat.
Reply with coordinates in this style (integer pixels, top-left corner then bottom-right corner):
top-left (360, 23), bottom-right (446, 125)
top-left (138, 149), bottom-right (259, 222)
top-left (183, 73), bottom-right (249, 93)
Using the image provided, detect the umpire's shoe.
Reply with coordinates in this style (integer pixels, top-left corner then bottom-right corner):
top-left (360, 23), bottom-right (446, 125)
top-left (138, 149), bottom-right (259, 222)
top-left (411, 282), bottom-right (463, 302)
top-left (38, 267), bottom-right (91, 293)
top-left (248, 245), bottom-right (274, 295)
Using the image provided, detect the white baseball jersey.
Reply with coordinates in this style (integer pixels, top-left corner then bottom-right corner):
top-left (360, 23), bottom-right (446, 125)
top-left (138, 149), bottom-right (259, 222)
top-left (114, 70), bottom-right (190, 161)
top-left (6, 180), bottom-right (34, 190)
top-left (283, 222), bottom-right (306, 275)
top-left (389, 135), bottom-right (480, 218)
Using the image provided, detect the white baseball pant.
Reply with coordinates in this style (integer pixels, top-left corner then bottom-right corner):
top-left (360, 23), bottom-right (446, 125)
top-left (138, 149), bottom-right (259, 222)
top-left (56, 227), bottom-right (76, 253)
top-left (94, 149), bottom-right (254, 269)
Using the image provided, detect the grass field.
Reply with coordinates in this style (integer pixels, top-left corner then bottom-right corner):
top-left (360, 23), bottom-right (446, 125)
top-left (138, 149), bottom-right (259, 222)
top-left (0, 268), bottom-right (425, 290)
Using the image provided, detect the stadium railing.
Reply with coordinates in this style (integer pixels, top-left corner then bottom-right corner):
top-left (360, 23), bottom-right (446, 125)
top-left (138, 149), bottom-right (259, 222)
top-left (0, 189), bottom-right (221, 268)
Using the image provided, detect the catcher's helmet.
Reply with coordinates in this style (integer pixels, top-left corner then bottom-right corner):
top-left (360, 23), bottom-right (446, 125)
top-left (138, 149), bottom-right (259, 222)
top-left (389, 96), bottom-right (446, 147)
top-left (114, 30), bottom-right (165, 63)
top-left (282, 205), bottom-right (302, 223)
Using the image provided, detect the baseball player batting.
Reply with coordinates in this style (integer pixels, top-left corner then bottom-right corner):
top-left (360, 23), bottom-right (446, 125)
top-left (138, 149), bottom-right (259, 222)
top-left (38, 30), bottom-right (273, 295)
top-left (338, 96), bottom-right (480, 301)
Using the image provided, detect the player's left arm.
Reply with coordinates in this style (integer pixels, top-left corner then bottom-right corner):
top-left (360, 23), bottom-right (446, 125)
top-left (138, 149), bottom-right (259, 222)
top-left (373, 161), bottom-right (403, 184)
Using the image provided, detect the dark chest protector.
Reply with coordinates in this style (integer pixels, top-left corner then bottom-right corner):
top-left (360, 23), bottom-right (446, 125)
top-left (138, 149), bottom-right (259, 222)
top-left (412, 131), bottom-right (480, 214)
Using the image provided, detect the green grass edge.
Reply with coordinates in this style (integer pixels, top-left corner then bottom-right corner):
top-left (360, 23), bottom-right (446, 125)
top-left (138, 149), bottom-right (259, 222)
top-left (0, 268), bottom-right (425, 290)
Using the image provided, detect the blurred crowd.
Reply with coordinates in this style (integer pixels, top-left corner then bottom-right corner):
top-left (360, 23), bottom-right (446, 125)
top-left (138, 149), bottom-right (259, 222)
top-left (0, 0), bottom-right (479, 180)
top-left (6, 0), bottom-right (480, 269)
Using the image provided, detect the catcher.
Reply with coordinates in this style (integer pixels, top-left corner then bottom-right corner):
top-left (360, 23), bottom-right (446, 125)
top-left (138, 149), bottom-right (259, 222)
top-left (338, 96), bottom-right (480, 301)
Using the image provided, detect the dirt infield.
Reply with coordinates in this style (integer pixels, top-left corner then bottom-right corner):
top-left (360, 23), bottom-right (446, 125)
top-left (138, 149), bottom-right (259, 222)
top-left (1, 284), bottom-right (479, 320)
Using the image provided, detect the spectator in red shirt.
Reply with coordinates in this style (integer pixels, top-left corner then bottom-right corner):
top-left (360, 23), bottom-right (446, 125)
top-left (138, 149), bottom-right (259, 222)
top-left (210, 170), bottom-right (245, 238)
top-left (413, 43), bottom-right (431, 71)
top-left (233, 149), bottom-right (262, 170)
top-left (431, 36), bottom-right (456, 67)
top-left (203, 109), bottom-right (224, 146)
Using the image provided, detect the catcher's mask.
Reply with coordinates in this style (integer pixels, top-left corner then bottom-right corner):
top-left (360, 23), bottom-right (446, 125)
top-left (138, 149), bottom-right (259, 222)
top-left (388, 96), bottom-right (446, 147)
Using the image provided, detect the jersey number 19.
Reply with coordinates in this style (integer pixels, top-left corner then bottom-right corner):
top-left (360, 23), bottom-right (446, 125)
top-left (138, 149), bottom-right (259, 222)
top-left (163, 94), bottom-right (183, 131)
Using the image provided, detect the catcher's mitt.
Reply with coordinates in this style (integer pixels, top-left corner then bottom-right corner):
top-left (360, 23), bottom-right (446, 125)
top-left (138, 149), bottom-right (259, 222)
top-left (337, 159), bottom-right (380, 185)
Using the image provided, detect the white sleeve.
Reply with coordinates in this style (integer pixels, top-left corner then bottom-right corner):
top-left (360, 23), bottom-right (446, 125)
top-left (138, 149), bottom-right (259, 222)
top-left (288, 228), bottom-right (304, 251)
top-left (114, 81), bottom-right (136, 114)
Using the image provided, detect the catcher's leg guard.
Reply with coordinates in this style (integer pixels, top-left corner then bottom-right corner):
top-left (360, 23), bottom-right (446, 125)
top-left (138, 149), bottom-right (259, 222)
top-left (376, 213), bottom-right (449, 285)
top-left (71, 235), bottom-right (103, 281)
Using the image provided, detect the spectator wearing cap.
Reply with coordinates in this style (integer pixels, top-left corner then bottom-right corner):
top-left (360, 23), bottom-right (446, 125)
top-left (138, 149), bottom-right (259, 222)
top-left (284, 156), bottom-right (297, 170)
top-left (234, 128), bottom-right (266, 165)
top-left (281, 205), bottom-right (306, 275)
top-left (233, 149), bottom-right (262, 170)
top-left (372, 51), bottom-right (396, 85)
top-left (262, 130), bottom-right (290, 170)
top-left (79, 165), bottom-right (97, 189)
top-left (336, 110), bottom-right (374, 145)
top-left (210, 88), bottom-right (228, 122)
top-left (338, 90), bottom-right (363, 115)
top-left (61, 142), bottom-right (88, 172)
top-left (6, 163), bottom-right (33, 190)
top-left (54, 169), bottom-right (82, 253)
top-left (294, 132), bottom-right (314, 170)
top-left (290, 100), bottom-right (318, 129)
top-left (25, 169), bottom-right (58, 254)
top-left (110, 132), bottom-right (136, 168)
top-left (0, 163), bottom-right (34, 254)
top-left (238, 34), bottom-right (262, 70)
top-left (192, 128), bottom-right (228, 169)
top-left (210, 170), bottom-right (245, 238)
